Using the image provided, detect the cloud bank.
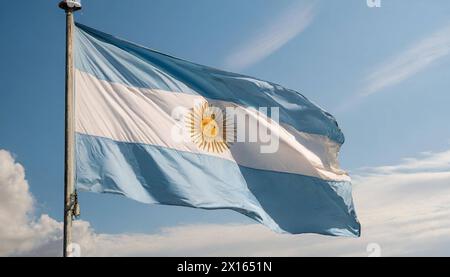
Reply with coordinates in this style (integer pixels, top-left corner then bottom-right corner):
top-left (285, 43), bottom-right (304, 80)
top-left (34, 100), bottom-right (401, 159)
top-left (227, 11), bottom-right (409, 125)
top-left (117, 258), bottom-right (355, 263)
top-left (223, 1), bottom-right (316, 71)
top-left (1, 147), bottom-right (450, 256)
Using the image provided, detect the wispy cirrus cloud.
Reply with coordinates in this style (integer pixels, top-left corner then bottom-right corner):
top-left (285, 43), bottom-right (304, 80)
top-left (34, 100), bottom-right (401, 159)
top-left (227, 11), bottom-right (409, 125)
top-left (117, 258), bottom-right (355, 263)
top-left (360, 24), bottom-right (450, 97)
top-left (223, 1), bottom-right (316, 71)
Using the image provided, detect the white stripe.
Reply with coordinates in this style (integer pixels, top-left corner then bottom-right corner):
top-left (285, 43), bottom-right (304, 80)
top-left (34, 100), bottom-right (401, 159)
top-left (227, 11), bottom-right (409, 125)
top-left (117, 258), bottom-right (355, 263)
top-left (75, 70), bottom-right (350, 182)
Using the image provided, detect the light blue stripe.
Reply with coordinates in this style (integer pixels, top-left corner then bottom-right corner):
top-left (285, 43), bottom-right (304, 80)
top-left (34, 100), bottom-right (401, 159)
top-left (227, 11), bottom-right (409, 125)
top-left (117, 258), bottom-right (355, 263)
top-left (74, 23), bottom-right (345, 145)
top-left (76, 133), bottom-right (360, 237)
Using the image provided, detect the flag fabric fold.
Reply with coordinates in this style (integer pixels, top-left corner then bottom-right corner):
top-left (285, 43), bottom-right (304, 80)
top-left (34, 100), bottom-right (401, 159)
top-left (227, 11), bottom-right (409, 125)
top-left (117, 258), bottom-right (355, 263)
top-left (74, 23), bottom-right (360, 237)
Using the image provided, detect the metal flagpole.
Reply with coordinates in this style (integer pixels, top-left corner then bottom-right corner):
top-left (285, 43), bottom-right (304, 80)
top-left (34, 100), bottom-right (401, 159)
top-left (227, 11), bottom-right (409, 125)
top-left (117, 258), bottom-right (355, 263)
top-left (59, 0), bottom-right (81, 257)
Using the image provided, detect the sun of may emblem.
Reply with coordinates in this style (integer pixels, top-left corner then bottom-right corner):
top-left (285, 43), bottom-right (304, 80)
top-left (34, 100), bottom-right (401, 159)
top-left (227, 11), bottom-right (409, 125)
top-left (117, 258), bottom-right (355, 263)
top-left (186, 101), bottom-right (234, 153)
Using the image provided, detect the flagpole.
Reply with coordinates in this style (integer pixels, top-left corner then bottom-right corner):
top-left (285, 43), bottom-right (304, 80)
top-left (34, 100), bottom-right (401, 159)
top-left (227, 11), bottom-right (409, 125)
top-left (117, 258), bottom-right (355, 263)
top-left (59, 0), bottom-right (81, 257)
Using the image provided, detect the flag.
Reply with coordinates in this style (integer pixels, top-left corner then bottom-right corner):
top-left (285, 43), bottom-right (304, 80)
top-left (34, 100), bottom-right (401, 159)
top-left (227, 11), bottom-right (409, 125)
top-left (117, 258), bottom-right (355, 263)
top-left (74, 23), bottom-right (360, 237)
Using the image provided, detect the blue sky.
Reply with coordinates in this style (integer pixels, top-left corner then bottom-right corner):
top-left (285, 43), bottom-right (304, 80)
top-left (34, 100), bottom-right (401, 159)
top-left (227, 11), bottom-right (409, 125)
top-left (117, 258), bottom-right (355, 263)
top-left (1, 0), bottom-right (450, 256)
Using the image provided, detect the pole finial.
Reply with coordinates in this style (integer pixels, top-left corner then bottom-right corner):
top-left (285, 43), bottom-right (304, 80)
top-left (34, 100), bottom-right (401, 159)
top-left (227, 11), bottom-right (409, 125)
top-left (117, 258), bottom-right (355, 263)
top-left (59, 0), bottom-right (82, 12)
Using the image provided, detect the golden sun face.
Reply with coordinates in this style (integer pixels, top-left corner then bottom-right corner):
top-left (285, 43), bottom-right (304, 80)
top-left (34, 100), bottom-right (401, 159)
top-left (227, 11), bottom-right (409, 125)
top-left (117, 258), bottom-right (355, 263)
top-left (201, 115), bottom-right (218, 139)
top-left (186, 101), bottom-right (234, 153)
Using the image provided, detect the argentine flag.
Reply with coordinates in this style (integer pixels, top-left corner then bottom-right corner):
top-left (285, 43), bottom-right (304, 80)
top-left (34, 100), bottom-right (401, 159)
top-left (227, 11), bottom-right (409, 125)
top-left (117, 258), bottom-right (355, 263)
top-left (74, 23), bottom-right (360, 237)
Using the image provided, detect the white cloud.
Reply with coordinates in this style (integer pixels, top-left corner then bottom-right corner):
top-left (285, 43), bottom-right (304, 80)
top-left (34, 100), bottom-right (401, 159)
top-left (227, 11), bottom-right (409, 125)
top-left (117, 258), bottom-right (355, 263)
top-left (2, 147), bottom-right (450, 256)
top-left (0, 150), bottom-right (61, 256)
top-left (358, 150), bottom-right (450, 175)
top-left (361, 24), bottom-right (450, 96)
top-left (223, 1), bottom-right (316, 71)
